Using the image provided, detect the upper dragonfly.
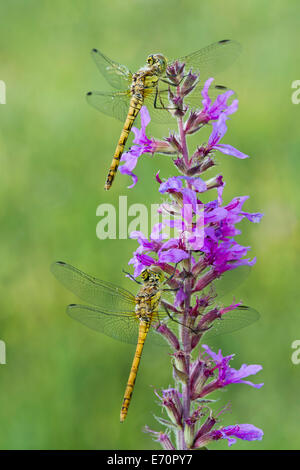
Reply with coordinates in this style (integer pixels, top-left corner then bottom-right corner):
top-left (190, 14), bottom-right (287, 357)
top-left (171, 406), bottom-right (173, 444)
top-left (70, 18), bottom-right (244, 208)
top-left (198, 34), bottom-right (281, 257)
top-left (86, 39), bottom-right (241, 190)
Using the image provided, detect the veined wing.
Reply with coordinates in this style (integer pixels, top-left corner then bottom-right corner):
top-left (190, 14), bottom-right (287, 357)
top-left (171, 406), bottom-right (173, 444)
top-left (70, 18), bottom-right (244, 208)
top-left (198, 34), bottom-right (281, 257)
top-left (161, 265), bottom-right (258, 337)
top-left (51, 261), bottom-right (135, 313)
top-left (195, 265), bottom-right (252, 301)
top-left (67, 304), bottom-right (139, 344)
top-left (144, 83), bottom-right (236, 124)
top-left (91, 48), bottom-right (132, 90)
top-left (86, 90), bottom-right (130, 122)
top-left (143, 89), bottom-right (175, 124)
top-left (183, 83), bottom-right (236, 110)
top-left (67, 304), bottom-right (170, 346)
top-left (158, 302), bottom-right (259, 342)
top-left (174, 39), bottom-right (241, 82)
top-left (202, 305), bottom-right (260, 340)
top-left (211, 265), bottom-right (252, 300)
top-left (196, 266), bottom-right (259, 337)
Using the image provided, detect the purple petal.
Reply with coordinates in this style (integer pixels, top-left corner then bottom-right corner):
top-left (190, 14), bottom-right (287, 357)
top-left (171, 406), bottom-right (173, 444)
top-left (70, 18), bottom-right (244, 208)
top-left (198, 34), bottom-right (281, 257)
top-left (221, 424), bottom-right (264, 446)
top-left (182, 188), bottom-right (198, 214)
top-left (159, 248), bottom-right (189, 263)
top-left (174, 286), bottom-right (187, 306)
top-left (201, 77), bottom-right (214, 108)
top-left (187, 176), bottom-right (207, 193)
top-left (224, 364), bottom-right (264, 388)
top-left (119, 150), bottom-right (141, 188)
top-left (159, 176), bottom-right (183, 193)
top-left (119, 166), bottom-right (138, 188)
top-left (215, 143), bottom-right (249, 159)
top-left (241, 211), bottom-right (264, 223)
top-left (209, 113), bottom-right (228, 146)
top-left (140, 105), bottom-right (151, 129)
top-left (225, 98), bottom-right (239, 115)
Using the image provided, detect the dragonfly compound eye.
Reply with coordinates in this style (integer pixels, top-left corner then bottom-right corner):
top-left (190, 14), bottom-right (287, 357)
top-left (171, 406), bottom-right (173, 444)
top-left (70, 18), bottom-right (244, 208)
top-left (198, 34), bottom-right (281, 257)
top-left (147, 55), bottom-right (154, 65)
top-left (141, 269), bottom-right (150, 281)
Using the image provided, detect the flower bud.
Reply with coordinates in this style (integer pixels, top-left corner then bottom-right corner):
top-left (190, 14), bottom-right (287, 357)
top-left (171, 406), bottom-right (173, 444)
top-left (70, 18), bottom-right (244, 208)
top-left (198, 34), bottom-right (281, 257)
top-left (143, 426), bottom-right (175, 450)
top-left (172, 350), bottom-right (188, 375)
top-left (166, 134), bottom-right (183, 153)
top-left (205, 174), bottom-right (224, 190)
top-left (181, 71), bottom-right (198, 97)
top-left (157, 388), bottom-right (183, 428)
top-left (166, 61), bottom-right (185, 86)
top-left (156, 323), bottom-right (180, 350)
top-left (184, 418), bottom-right (196, 448)
top-left (193, 416), bottom-right (217, 449)
top-left (190, 359), bottom-right (209, 399)
top-left (152, 139), bottom-right (177, 155)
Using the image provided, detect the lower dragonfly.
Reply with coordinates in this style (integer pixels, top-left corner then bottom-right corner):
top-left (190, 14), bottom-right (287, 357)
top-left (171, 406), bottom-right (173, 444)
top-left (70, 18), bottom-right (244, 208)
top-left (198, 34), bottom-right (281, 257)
top-left (51, 261), bottom-right (259, 422)
top-left (86, 39), bottom-right (241, 190)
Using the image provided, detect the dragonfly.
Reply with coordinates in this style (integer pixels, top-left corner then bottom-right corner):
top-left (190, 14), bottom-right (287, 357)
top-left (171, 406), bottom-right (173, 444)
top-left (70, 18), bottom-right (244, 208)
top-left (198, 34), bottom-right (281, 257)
top-left (51, 261), bottom-right (259, 422)
top-left (86, 39), bottom-right (241, 190)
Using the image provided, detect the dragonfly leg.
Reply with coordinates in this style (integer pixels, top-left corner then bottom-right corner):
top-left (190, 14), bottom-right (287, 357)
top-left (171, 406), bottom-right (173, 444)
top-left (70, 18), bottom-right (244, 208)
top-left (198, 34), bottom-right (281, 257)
top-left (153, 86), bottom-right (176, 112)
top-left (122, 270), bottom-right (142, 285)
top-left (163, 303), bottom-right (195, 333)
top-left (154, 95), bottom-right (178, 112)
top-left (160, 75), bottom-right (188, 87)
top-left (163, 262), bottom-right (179, 284)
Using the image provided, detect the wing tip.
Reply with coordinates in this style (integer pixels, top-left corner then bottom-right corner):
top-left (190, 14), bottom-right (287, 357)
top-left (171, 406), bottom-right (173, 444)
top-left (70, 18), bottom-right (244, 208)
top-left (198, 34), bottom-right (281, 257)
top-left (50, 260), bottom-right (66, 273)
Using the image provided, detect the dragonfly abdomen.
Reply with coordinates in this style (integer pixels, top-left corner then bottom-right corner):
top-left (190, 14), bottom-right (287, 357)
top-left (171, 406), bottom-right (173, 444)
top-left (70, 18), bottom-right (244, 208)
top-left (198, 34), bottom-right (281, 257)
top-left (120, 320), bottom-right (150, 422)
top-left (104, 96), bottom-right (143, 190)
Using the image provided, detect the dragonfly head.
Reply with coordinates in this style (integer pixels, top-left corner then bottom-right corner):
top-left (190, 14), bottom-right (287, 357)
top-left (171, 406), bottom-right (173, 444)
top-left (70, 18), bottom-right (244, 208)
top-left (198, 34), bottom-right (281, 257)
top-left (146, 54), bottom-right (167, 75)
top-left (141, 266), bottom-right (164, 284)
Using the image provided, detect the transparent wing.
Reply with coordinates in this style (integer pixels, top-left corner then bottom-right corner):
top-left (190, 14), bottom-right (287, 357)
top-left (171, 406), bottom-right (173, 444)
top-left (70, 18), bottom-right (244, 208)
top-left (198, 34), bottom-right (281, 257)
top-left (183, 84), bottom-right (236, 110)
top-left (202, 305), bottom-right (260, 339)
top-left (67, 304), bottom-right (170, 347)
top-left (211, 265), bottom-right (251, 300)
top-left (143, 83), bottom-right (236, 124)
top-left (91, 48), bottom-right (132, 90)
top-left (86, 90), bottom-right (130, 122)
top-left (51, 261), bottom-right (135, 313)
top-left (174, 40), bottom-right (242, 82)
top-left (159, 266), bottom-right (257, 338)
top-left (143, 89), bottom-right (175, 124)
top-left (67, 304), bottom-right (139, 344)
top-left (202, 266), bottom-right (260, 338)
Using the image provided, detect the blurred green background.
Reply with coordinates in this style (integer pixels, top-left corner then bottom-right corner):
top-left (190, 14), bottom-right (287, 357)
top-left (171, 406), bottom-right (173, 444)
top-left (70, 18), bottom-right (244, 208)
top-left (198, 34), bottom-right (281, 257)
top-left (0, 0), bottom-right (299, 450)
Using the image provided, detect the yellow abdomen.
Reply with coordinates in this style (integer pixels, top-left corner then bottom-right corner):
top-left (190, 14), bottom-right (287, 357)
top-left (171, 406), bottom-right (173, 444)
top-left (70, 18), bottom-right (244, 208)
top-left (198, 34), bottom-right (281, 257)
top-left (104, 97), bottom-right (143, 190)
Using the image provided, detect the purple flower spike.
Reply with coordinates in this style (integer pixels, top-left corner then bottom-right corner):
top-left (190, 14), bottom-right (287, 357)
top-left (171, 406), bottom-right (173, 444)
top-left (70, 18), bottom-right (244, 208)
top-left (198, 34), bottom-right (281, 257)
top-left (118, 59), bottom-right (264, 450)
